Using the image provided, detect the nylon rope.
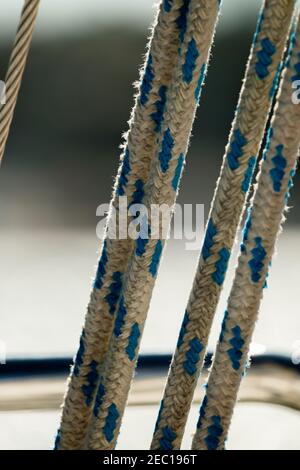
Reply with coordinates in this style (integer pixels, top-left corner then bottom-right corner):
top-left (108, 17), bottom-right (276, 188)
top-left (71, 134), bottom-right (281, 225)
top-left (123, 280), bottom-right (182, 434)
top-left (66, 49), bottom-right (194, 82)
top-left (152, 0), bottom-right (296, 450)
top-left (0, 0), bottom-right (40, 165)
top-left (85, 0), bottom-right (222, 451)
top-left (192, 13), bottom-right (300, 449)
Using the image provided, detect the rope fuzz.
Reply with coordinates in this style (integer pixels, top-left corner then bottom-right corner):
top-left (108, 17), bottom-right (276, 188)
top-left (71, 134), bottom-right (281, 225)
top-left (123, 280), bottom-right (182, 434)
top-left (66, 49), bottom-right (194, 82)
top-left (152, 0), bottom-right (296, 450)
top-left (193, 13), bottom-right (300, 450)
top-left (0, 0), bottom-right (40, 165)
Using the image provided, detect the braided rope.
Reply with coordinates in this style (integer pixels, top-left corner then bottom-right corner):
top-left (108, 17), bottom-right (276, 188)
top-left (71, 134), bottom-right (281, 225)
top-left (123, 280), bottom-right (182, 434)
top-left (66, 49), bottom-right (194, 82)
top-left (85, 0), bottom-right (222, 451)
top-left (192, 14), bottom-right (300, 450)
top-left (151, 0), bottom-right (296, 450)
top-left (0, 0), bottom-right (40, 165)
top-left (56, 0), bottom-right (193, 450)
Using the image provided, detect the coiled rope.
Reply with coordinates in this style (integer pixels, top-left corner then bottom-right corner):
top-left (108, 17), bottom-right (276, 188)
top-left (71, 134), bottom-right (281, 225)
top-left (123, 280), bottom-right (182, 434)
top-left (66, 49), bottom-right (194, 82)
top-left (85, 0), bottom-right (222, 451)
top-left (56, 0), bottom-right (196, 450)
top-left (0, 0), bottom-right (40, 165)
top-left (152, 0), bottom-right (296, 450)
top-left (192, 14), bottom-right (300, 450)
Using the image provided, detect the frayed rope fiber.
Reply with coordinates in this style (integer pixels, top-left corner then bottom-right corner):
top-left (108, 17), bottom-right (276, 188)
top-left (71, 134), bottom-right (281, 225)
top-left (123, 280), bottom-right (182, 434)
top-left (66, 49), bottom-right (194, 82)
top-left (0, 0), bottom-right (40, 165)
top-left (192, 13), bottom-right (300, 450)
top-left (151, 0), bottom-right (296, 451)
top-left (85, 0), bottom-right (222, 451)
top-left (56, 0), bottom-right (199, 450)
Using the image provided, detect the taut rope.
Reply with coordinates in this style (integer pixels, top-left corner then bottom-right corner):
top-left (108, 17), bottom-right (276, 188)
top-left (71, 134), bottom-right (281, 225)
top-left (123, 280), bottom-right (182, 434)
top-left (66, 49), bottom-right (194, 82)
top-left (0, 0), bottom-right (40, 165)
top-left (152, 0), bottom-right (296, 450)
top-left (192, 14), bottom-right (300, 450)
top-left (85, 0), bottom-right (222, 451)
top-left (56, 0), bottom-right (197, 450)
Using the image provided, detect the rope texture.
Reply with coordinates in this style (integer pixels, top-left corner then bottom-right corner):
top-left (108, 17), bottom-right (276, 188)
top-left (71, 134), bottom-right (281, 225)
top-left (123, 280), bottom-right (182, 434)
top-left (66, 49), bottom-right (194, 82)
top-left (151, 0), bottom-right (296, 450)
top-left (86, 0), bottom-right (221, 451)
top-left (192, 14), bottom-right (300, 450)
top-left (0, 0), bottom-right (40, 165)
top-left (56, 0), bottom-right (192, 450)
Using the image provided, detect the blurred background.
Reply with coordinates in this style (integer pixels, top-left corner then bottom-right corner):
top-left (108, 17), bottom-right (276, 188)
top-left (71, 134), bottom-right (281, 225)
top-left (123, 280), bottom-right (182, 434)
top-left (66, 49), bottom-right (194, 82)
top-left (0, 0), bottom-right (300, 450)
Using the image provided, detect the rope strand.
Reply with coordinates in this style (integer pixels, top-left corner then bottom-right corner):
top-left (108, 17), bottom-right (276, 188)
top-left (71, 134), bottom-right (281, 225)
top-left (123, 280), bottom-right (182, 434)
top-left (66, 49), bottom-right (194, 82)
top-left (86, 0), bottom-right (222, 451)
top-left (192, 14), bottom-right (300, 449)
top-left (0, 0), bottom-right (40, 165)
top-left (151, 0), bottom-right (296, 450)
top-left (56, 0), bottom-right (193, 450)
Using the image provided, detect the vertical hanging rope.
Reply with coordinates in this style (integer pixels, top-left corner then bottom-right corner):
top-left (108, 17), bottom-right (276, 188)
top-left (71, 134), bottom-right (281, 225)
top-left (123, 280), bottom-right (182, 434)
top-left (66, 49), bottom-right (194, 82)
top-left (56, 0), bottom-right (193, 450)
top-left (86, 0), bottom-right (222, 451)
top-left (151, 0), bottom-right (296, 450)
top-left (0, 0), bottom-right (40, 165)
top-left (192, 15), bottom-right (300, 450)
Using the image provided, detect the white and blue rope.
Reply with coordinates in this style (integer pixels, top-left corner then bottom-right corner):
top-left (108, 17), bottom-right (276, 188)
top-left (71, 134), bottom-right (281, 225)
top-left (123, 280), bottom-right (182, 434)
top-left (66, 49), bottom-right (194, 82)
top-left (151, 0), bottom-right (296, 450)
top-left (192, 13), bottom-right (300, 450)
top-left (86, 0), bottom-right (222, 451)
top-left (0, 0), bottom-right (40, 165)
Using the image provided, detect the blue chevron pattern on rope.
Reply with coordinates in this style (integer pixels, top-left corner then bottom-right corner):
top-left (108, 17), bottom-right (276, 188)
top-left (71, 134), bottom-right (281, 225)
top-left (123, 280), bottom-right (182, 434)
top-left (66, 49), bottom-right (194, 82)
top-left (126, 323), bottom-right (141, 361)
top-left (140, 55), bottom-right (154, 106)
top-left (227, 129), bottom-right (248, 171)
top-left (177, 310), bottom-right (189, 349)
top-left (270, 63), bottom-right (282, 98)
top-left (103, 404), bottom-right (120, 443)
top-left (159, 128), bottom-right (174, 173)
top-left (135, 216), bottom-right (150, 257)
top-left (163, 0), bottom-right (172, 12)
top-left (176, 0), bottom-right (191, 43)
top-left (136, 236), bottom-right (149, 257)
top-left (73, 332), bottom-right (85, 377)
top-left (151, 85), bottom-right (167, 132)
top-left (249, 237), bottom-right (267, 283)
top-left (286, 168), bottom-right (297, 202)
top-left (114, 297), bottom-right (127, 337)
top-left (202, 218), bottom-right (217, 260)
top-left (255, 37), bottom-right (276, 80)
top-left (116, 148), bottom-right (131, 197)
top-left (219, 310), bottom-right (229, 342)
top-left (270, 144), bottom-right (287, 192)
top-left (182, 38), bottom-right (200, 84)
top-left (131, 179), bottom-right (145, 205)
top-left (195, 63), bottom-right (206, 101)
top-left (227, 326), bottom-right (245, 371)
top-left (241, 156), bottom-right (256, 193)
top-left (159, 426), bottom-right (177, 450)
top-left (212, 247), bottom-right (230, 286)
top-left (172, 154), bottom-right (184, 191)
top-left (183, 337), bottom-right (203, 375)
top-left (197, 395), bottom-right (208, 429)
top-left (94, 240), bottom-right (108, 290)
top-left (149, 240), bottom-right (163, 277)
top-left (105, 271), bottom-right (122, 315)
top-left (204, 415), bottom-right (224, 450)
top-left (82, 360), bottom-right (99, 406)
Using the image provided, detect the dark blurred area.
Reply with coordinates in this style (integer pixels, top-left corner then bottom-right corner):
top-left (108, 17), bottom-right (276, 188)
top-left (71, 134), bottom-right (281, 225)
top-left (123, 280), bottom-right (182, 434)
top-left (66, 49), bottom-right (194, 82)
top-left (0, 23), bottom-right (299, 229)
